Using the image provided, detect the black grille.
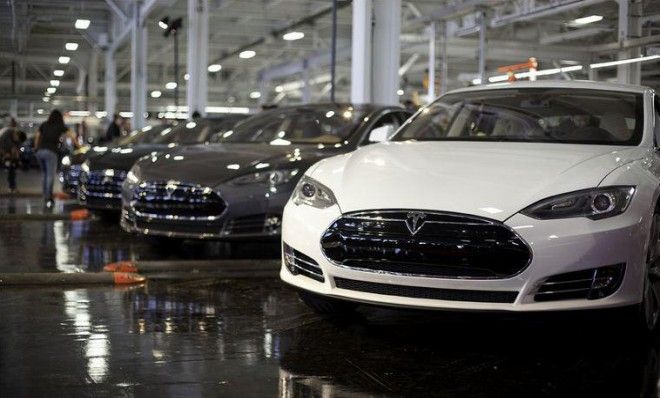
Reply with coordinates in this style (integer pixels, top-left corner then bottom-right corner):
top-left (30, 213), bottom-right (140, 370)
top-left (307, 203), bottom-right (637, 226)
top-left (321, 210), bottom-right (531, 279)
top-left (134, 218), bottom-right (222, 235)
top-left (81, 169), bottom-right (126, 199)
top-left (283, 243), bottom-right (324, 282)
top-left (534, 264), bottom-right (625, 302)
top-left (132, 181), bottom-right (226, 219)
top-left (61, 165), bottom-right (82, 193)
top-left (224, 214), bottom-right (266, 235)
top-left (334, 277), bottom-right (518, 303)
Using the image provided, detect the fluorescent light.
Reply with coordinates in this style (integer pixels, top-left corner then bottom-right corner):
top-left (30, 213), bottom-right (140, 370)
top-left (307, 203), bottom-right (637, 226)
top-left (119, 112), bottom-right (133, 118)
top-left (53, 70), bottom-right (64, 77)
top-left (151, 90), bottom-right (162, 98)
top-left (47, 87), bottom-right (56, 94)
top-left (184, 73), bottom-right (189, 80)
top-left (69, 110), bottom-right (91, 117)
top-left (50, 80), bottom-right (60, 87)
top-left (37, 109), bottom-right (44, 114)
top-left (207, 64), bottom-right (222, 73)
top-left (58, 56), bottom-right (70, 64)
top-left (239, 50), bottom-right (256, 59)
top-left (42, 97), bottom-right (49, 102)
top-left (282, 31), bottom-right (305, 41)
top-left (397, 89), bottom-right (404, 96)
top-left (249, 91), bottom-right (261, 99)
top-left (75, 19), bottom-right (90, 29)
top-left (65, 42), bottom-right (79, 51)
top-left (158, 21), bottom-right (168, 30)
top-left (589, 55), bottom-right (660, 69)
top-left (165, 82), bottom-right (177, 89)
top-left (570, 15), bottom-right (603, 26)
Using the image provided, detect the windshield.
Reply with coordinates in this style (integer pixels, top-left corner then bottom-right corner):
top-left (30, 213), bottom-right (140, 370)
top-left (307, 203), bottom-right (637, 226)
top-left (154, 120), bottom-right (218, 145)
top-left (394, 88), bottom-right (644, 146)
top-left (117, 124), bottom-right (169, 146)
top-left (216, 106), bottom-right (367, 145)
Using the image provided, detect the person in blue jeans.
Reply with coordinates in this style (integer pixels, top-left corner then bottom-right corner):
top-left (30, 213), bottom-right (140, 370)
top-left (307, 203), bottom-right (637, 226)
top-left (34, 110), bottom-right (78, 208)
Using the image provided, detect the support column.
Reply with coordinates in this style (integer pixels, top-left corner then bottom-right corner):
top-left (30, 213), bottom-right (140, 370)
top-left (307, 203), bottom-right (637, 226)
top-left (427, 22), bottom-right (436, 102)
top-left (617, 0), bottom-right (642, 85)
top-left (478, 10), bottom-right (487, 83)
top-left (372, 0), bottom-right (401, 105)
top-left (187, 0), bottom-right (209, 117)
top-left (130, 1), bottom-right (147, 129)
top-left (440, 22), bottom-right (448, 95)
top-left (88, 50), bottom-right (99, 114)
top-left (104, 50), bottom-right (117, 120)
top-left (350, 0), bottom-right (372, 104)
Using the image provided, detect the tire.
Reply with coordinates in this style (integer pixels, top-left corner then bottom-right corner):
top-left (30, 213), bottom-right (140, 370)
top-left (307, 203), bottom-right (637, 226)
top-left (637, 210), bottom-right (660, 334)
top-left (298, 290), bottom-right (357, 315)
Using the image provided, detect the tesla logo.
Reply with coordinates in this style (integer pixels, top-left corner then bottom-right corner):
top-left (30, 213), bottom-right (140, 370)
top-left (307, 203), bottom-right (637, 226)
top-left (164, 183), bottom-right (177, 199)
top-left (405, 211), bottom-right (427, 235)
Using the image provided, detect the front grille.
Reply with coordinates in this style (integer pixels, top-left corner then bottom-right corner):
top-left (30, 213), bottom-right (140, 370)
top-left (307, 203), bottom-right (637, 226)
top-left (132, 181), bottom-right (226, 219)
top-left (134, 218), bottom-right (222, 236)
top-left (283, 243), bottom-right (324, 282)
top-left (82, 169), bottom-right (126, 198)
top-left (222, 214), bottom-right (281, 236)
top-left (534, 264), bottom-right (625, 302)
top-left (321, 210), bottom-right (531, 279)
top-left (334, 277), bottom-right (518, 303)
top-left (61, 165), bottom-right (82, 191)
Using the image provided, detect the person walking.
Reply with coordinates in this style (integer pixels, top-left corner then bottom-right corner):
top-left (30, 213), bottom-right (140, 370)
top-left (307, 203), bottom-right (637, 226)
top-left (0, 118), bottom-right (23, 194)
top-left (105, 113), bottom-right (122, 142)
top-left (34, 110), bottom-right (78, 207)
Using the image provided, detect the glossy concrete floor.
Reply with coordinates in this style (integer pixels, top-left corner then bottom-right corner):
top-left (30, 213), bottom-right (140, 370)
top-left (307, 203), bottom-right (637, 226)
top-left (1, 172), bottom-right (660, 397)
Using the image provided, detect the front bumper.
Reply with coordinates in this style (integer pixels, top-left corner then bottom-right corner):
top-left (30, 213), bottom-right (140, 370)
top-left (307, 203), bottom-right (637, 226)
top-left (120, 181), bottom-right (291, 240)
top-left (280, 201), bottom-right (650, 312)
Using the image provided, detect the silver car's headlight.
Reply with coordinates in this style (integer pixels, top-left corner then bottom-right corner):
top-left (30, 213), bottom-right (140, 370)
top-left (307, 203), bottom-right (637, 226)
top-left (521, 186), bottom-right (635, 220)
top-left (292, 176), bottom-right (337, 209)
top-left (229, 169), bottom-right (299, 186)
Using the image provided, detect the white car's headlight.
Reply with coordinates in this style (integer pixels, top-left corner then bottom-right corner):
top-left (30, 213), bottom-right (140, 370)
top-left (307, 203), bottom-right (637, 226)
top-left (61, 155), bottom-right (71, 167)
top-left (229, 169), bottom-right (299, 187)
top-left (521, 186), bottom-right (635, 220)
top-left (292, 176), bottom-right (337, 209)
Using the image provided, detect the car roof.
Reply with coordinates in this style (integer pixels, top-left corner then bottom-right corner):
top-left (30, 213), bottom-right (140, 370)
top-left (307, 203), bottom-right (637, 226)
top-left (445, 80), bottom-right (653, 96)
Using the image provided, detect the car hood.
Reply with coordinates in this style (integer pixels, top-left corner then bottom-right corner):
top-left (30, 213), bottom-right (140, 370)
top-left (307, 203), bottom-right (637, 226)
top-left (311, 141), bottom-right (647, 222)
top-left (88, 144), bottom-right (170, 171)
top-left (137, 143), bottom-right (341, 187)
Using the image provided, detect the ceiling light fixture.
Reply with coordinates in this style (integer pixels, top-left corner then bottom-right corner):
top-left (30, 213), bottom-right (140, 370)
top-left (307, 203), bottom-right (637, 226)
top-left (165, 82), bottom-right (177, 89)
top-left (239, 50), bottom-right (256, 59)
top-left (569, 15), bottom-right (603, 26)
top-left (58, 56), bottom-right (70, 64)
top-left (50, 80), bottom-right (60, 87)
top-left (65, 42), bottom-right (79, 51)
top-left (151, 90), bottom-right (162, 98)
top-left (249, 91), bottom-right (262, 99)
top-left (207, 64), bottom-right (222, 72)
top-left (53, 70), bottom-right (64, 77)
top-left (47, 87), bottom-right (56, 94)
top-left (282, 31), bottom-right (305, 41)
top-left (75, 19), bottom-right (90, 29)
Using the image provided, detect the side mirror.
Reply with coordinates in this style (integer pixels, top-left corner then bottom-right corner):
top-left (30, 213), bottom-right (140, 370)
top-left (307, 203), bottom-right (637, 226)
top-left (368, 125), bottom-right (396, 143)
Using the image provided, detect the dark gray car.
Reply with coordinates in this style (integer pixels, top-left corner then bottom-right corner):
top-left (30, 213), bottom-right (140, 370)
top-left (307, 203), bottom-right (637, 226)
top-left (78, 115), bottom-right (246, 214)
top-left (120, 103), bottom-right (411, 240)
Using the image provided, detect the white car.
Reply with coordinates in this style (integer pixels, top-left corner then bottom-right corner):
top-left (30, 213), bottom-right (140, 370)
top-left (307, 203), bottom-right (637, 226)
top-left (280, 81), bottom-right (660, 331)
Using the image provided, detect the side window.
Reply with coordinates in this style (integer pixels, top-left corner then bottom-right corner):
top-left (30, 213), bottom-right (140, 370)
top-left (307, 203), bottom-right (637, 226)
top-left (363, 112), bottom-right (402, 144)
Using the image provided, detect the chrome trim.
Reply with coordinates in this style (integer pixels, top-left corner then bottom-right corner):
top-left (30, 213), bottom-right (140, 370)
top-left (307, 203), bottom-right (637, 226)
top-left (319, 209), bottom-right (533, 280)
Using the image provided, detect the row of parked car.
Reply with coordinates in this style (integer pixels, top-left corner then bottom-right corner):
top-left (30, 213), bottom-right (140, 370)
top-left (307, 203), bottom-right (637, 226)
top-left (60, 103), bottom-right (412, 239)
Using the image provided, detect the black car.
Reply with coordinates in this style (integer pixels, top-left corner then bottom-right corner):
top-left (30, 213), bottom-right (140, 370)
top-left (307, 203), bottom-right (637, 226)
top-left (120, 103), bottom-right (411, 240)
top-left (78, 116), bottom-right (247, 214)
top-left (60, 124), bottom-right (172, 196)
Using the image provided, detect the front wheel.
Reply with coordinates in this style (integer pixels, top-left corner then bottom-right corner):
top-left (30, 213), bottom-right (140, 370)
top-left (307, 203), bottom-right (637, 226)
top-left (298, 290), bottom-right (357, 315)
top-left (637, 211), bottom-right (660, 334)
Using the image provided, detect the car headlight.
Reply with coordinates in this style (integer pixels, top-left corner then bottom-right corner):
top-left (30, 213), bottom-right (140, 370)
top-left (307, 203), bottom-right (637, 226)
top-left (61, 155), bottom-right (71, 167)
top-left (521, 186), bottom-right (635, 220)
top-left (81, 160), bottom-right (90, 174)
top-left (292, 176), bottom-right (337, 209)
top-left (229, 169), bottom-right (299, 186)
